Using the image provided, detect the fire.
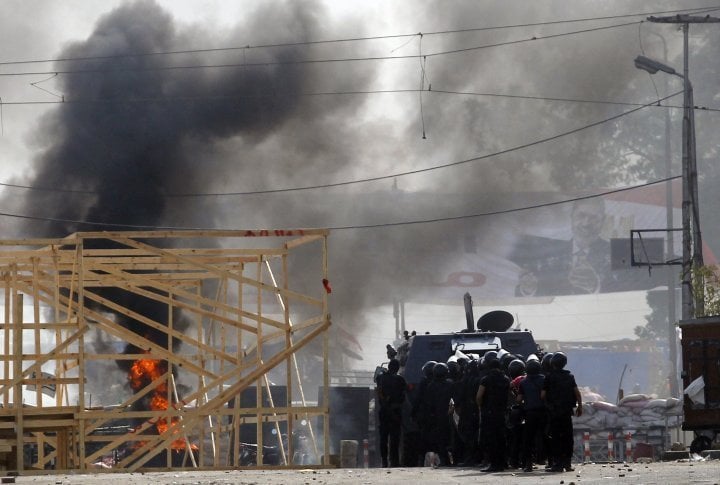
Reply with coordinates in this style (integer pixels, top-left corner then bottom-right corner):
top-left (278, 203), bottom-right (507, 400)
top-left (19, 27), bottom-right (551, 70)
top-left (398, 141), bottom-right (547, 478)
top-left (128, 357), bottom-right (196, 451)
top-left (129, 357), bottom-right (169, 394)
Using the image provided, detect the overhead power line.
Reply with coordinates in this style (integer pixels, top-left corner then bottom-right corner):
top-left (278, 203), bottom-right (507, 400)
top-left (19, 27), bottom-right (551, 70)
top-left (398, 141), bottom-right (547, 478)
top-left (0, 90), bottom-right (683, 197)
top-left (0, 88), bottom-right (693, 108)
top-left (0, 86), bottom-right (713, 114)
top-left (0, 20), bottom-right (642, 78)
top-left (327, 175), bottom-right (682, 230)
top-left (0, 176), bottom-right (682, 231)
top-left (166, 91), bottom-right (680, 197)
top-left (0, 5), bottom-right (717, 68)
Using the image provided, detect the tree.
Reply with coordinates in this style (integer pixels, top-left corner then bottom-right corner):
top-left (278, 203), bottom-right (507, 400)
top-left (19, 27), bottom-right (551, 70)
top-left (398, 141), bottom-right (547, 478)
top-left (636, 288), bottom-right (670, 340)
top-left (693, 264), bottom-right (720, 317)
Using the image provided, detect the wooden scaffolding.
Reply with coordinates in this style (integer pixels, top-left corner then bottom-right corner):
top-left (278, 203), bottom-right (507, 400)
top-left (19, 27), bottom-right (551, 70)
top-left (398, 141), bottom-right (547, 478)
top-left (0, 229), bottom-right (331, 473)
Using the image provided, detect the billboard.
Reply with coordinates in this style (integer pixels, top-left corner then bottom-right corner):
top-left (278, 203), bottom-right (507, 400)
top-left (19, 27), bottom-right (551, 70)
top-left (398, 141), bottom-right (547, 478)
top-left (408, 182), bottom-right (696, 302)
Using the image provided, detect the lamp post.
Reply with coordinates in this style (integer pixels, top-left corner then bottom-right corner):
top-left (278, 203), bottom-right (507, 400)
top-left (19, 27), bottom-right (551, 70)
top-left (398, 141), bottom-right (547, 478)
top-left (634, 55), bottom-right (703, 321)
top-left (636, 29), bottom-right (677, 395)
top-left (634, 53), bottom-right (705, 399)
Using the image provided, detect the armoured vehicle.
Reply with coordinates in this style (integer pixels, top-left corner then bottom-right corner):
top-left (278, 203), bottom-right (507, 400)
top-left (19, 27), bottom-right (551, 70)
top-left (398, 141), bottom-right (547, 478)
top-left (396, 292), bottom-right (542, 393)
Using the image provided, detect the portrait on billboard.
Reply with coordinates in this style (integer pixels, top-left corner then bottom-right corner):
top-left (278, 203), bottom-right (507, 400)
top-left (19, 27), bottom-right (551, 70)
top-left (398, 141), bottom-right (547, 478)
top-left (511, 198), bottom-right (620, 296)
top-left (509, 196), bottom-right (667, 297)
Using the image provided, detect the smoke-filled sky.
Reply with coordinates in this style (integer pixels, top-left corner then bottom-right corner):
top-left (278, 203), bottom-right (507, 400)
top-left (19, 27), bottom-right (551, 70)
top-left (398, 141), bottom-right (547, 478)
top-left (1, 0), bottom-right (720, 363)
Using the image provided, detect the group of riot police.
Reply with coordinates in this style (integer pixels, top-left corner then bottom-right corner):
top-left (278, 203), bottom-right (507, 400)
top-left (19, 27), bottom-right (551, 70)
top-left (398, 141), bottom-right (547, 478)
top-left (375, 350), bottom-right (582, 473)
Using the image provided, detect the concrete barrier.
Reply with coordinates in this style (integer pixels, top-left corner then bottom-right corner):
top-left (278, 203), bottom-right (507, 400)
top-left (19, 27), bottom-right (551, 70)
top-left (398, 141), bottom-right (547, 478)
top-left (340, 440), bottom-right (359, 468)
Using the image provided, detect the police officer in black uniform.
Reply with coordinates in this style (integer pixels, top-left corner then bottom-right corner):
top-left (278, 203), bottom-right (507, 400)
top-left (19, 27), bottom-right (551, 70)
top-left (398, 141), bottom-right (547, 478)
top-left (376, 358), bottom-right (407, 467)
top-left (422, 362), bottom-right (454, 466)
top-left (541, 352), bottom-right (582, 472)
top-left (476, 353), bottom-right (510, 472)
top-left (412, 360), bottom-right (436, 465)
top-left (456, 358), bottom-right (481, 466)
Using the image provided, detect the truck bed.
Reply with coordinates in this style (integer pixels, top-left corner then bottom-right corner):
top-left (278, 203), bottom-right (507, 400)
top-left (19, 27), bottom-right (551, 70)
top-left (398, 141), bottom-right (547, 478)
top-left (680, 317), bottom-right (720, 430)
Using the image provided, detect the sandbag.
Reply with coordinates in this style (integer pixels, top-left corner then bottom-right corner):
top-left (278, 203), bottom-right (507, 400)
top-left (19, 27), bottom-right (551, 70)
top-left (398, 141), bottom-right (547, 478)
top-left (620, 399), bottom-right (651, 409)
top-left (666, 404), bottom-right (683, 416)
top-left (605, 414), bottom-right (618, 427)
top-left (581, 403), bottom-right (596, 415)
top-left (619, 393), bottom-right (650, 405)
top-left (591, 401), bottom-right (618, 412)
top-left (640, 408), bottom-right (661, 417)
top-left (645, 399), bottom-right (669, 408)
top-left (573, 414), bottom-right (592, 424)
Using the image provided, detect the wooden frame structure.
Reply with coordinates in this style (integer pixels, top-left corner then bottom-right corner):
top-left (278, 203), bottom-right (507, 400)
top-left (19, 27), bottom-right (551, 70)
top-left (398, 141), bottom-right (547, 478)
top-left (0, 230), bottom-right (331, 473)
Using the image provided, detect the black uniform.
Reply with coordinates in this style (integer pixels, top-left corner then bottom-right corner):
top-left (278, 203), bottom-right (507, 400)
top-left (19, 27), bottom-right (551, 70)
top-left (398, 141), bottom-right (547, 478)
top-left (422, 377), bottom-right (453, 465)
top-left (376, 365), bottom-right (407, 467)
top-left (518, 372), bottom-right (546, 471)
top-left (542, 368), bottom-right (578, 470)
top-left (411, 374), bottom-right (433, 464)
top-left (477, 367), bottom-right (510, 471)
top-left (456, 369), bottom-right (481, 465)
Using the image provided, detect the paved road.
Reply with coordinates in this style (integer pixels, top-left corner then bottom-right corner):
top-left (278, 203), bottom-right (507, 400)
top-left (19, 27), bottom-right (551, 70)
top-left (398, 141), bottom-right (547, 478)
top-left (10, 460), bottom-right (720, 485)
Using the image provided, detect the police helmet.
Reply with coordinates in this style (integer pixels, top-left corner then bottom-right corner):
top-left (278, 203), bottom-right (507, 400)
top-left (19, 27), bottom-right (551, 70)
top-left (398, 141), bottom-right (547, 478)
top-left (526, 359), bottom-right (542, 375)
top-left (501, 353), bottom-right (517, 370)
top-left (421, 360), bottom-right (437, 379)
top-left (551, 351), bottom-right (568, 369)
top-left (526, 354), bottom-right (540, 363)
top-left (508, 358), bottom-right (526, 378)
top-left (541, 352), bottom-right (554, 371)
top-left (433, 362), bottom-right (449, 379)
top-left (483, 350), bottom-right (498, 363)
top-left (486, 357), bottom-right (502, 369)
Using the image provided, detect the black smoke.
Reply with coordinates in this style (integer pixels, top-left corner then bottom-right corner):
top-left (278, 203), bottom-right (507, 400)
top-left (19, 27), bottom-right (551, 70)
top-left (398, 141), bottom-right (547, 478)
top-left (11, 0), bottom-right (353, 236)
top-left (7, 0), bottom-right (720, 364)
top-left (2, 0), bottom-right (378, 376)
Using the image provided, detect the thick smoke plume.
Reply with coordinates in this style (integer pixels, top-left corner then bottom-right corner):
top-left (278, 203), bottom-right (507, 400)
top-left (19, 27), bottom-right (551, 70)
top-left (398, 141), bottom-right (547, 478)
top-left (12, 0), bottom-right (359, 236)
top-left (5, 0), bottom-right (714, 360)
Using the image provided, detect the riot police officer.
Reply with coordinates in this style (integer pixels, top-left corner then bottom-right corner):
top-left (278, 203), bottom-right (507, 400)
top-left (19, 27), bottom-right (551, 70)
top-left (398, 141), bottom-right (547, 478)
top-left (376, 358), bottom-right (407, 467)
top-left (476, 353), bottom-right (510, 472)
top-left (541, 352), bottom-right (582, 472)
top-left (422, 362), bottom-right (454, 466)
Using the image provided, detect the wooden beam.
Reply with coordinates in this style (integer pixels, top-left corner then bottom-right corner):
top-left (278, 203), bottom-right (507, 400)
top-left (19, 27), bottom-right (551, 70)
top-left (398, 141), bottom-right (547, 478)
top-left (0, 230), bottom-right (331, 474)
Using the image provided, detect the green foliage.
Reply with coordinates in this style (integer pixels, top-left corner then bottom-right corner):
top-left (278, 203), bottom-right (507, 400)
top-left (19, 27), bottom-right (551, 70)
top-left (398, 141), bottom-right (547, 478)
top-left (636, 289), bottom-right (669, 340)
top-left (693, 264), bottom-right (720, 317)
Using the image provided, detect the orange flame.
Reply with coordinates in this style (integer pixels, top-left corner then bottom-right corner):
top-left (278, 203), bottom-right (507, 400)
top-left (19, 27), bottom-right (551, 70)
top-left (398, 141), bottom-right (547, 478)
top-left (128, 358), bottom-right (196, 451)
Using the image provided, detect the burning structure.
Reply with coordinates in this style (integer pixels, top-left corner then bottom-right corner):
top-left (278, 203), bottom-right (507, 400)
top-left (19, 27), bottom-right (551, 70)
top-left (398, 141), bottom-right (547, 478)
top-left (0, 229), bottom-right (331, 472)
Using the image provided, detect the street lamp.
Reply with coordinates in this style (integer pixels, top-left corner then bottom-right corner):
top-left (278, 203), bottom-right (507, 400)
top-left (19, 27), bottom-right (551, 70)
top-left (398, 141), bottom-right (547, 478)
top-left (634, 55), bottom-right (679, 76)
top-left (634, 54), bottom-right (703, 322)
top-left (635, 53), bottom-right (705, 403)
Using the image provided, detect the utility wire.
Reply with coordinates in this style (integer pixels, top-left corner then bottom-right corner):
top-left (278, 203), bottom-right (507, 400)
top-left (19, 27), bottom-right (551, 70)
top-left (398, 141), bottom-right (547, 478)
top-left (0, 20), bottom-right (652, 77)
top-left (162, 91), bottom-right (685, 197)
top-left (0, 88), bottom-right (680, 107)
top-left (0, 87), bottom-right (712, 112)
top-left (327, 175), bottom-right (682, 230)
top-left (425, 20), bottom-right (640, 57)
top-left (0, 175), bottom-right (681, 231)
top-left (0, 5), bottom-right (716, 67)
top-left (0, 90), bottom-right (684, 197)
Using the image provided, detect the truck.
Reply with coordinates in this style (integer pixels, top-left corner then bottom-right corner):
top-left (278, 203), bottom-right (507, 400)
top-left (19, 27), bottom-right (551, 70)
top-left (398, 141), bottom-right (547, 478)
top-left (679, 316), bottom-right (720, 452)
